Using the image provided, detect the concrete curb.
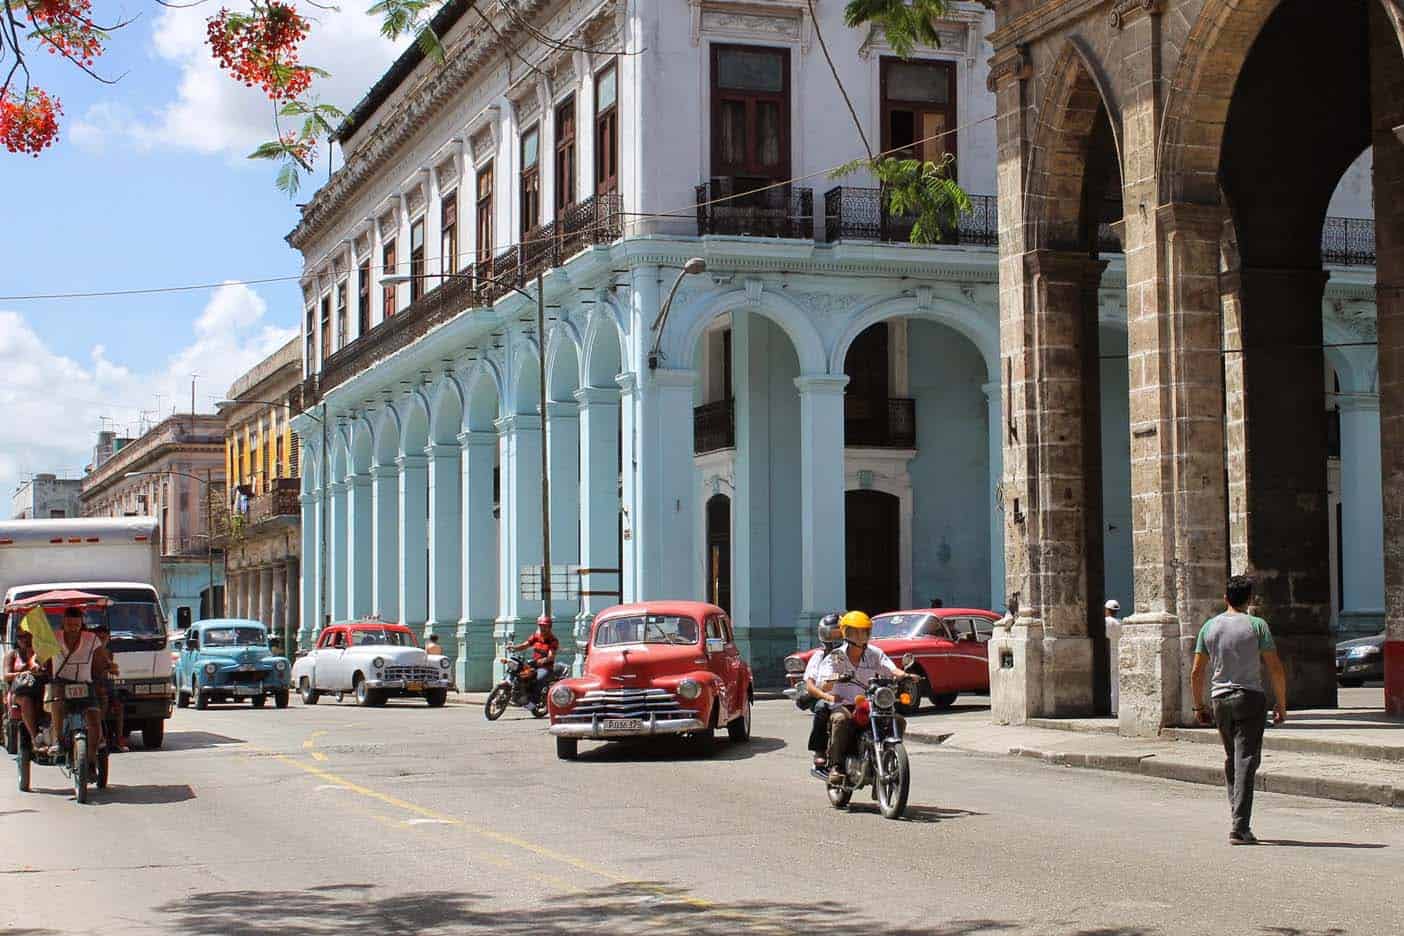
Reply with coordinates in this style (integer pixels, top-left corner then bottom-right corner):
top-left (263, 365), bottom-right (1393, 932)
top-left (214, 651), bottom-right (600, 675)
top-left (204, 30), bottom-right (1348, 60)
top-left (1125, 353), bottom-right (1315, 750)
top-left (1161, 726), bottom-right (1404, 763)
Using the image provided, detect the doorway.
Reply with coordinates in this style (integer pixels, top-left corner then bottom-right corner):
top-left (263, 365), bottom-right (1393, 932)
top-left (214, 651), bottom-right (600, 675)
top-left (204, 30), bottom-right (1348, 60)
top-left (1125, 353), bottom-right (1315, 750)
top-left (705, 494), bottom-right (731, 615)
top-left (846, 490), bottom-right (899, 615)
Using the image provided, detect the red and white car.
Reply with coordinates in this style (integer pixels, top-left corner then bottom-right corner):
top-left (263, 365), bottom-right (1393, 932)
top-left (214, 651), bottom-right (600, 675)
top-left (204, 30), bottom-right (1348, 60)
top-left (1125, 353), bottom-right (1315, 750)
top-left (547, 601), bottom-right (753, 760)
top-left (784, 608), bottom-right (999, 712)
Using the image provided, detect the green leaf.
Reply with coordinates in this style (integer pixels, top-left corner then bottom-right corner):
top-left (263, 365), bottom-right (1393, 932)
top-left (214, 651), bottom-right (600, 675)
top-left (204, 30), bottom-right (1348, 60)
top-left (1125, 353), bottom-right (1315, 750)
top-left (843, 0), bottom-right (950, 58)
top-left (248, 140), bottom-right (290, 161)
top-left (415, 25), bottom-right (445, 65)
top-left (276, 160), bottom-right (302, 196)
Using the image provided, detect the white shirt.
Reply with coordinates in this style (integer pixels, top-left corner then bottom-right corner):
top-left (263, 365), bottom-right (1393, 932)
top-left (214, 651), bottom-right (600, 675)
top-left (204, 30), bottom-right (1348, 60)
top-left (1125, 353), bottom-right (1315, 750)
top-left (53, 631), bottom-right (99, 683)
top-left (818, 643), bottom-right (899, 705)
top-left (802, 648), bottom-right (829, 687)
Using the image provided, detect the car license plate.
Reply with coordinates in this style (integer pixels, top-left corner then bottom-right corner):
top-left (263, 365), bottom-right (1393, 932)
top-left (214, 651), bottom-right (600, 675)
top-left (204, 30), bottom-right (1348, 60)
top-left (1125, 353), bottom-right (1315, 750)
top-left (238, 664), bottom-right (258, 672)
top-left (602, 718), bottom-right (641, 731)
top-left (64, 683), bottom-right (87, 699)
top-left (407, 682), bottom-right (423, 692)
top-left (234, 686), bottom-right (258, 696)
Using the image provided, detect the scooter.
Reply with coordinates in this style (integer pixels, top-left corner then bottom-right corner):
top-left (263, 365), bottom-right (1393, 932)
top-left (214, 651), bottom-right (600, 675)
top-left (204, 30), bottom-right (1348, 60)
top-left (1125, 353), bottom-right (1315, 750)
top-left (811, 654), bottom-right (916, 820)
top-left (484, 654), bottom-right (567, 720)
top-left (16, 681), bottom-right (109, 804)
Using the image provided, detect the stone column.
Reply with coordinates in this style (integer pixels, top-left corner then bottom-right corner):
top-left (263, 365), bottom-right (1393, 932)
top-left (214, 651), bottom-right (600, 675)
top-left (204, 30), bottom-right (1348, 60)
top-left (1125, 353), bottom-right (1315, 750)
top-left (426, 442), bottom-right (462, 661)
top-left (546, 399), bottom-right (580, 668)
top-left (371, 462), bottom-right (400, 621)
top-left (633, 369), bottom-right (698, 600)
top-left (284, 558), bottom-right (301, 653)
top-left (328, 480), bottom-right (348, 622)
top-left (1337, 391), bottom-right (1386, 634)
top-left (495, 413), bottom-right (543, 681)
top-left (346, 472), bottom-right (374, 617)
top-left (732, 309), bottom-right (772, 667)
top-left (259, 566), bottom-right (275, 629)
top-left (1369, 0), bottom-right (1404, 716)
top-left (298, 492), bottom-right (319, 647)
top-left (271, 564), bottom-right (286, 644)
top-left (616, 372), bottom-right (640, 602)
top-left (397, 452), bottom-right (430, 629)
top-left (794, 375), bottom-right (849, 637)
top-left (983, 380), bottom-right (1006, 613)
top-left (228, 571), bottom-right (240, 618)
top-left (458, 430), bottom-right (499, 690)
top-left (574, 387), bottom-right (621, 675)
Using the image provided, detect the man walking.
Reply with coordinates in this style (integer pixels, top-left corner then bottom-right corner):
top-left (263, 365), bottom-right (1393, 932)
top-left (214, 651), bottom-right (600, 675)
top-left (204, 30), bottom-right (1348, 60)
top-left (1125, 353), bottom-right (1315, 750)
top-left (1190, 575), bottom-right (1288, 845)
top-left (1104, 599), bottom-right (1121, 715)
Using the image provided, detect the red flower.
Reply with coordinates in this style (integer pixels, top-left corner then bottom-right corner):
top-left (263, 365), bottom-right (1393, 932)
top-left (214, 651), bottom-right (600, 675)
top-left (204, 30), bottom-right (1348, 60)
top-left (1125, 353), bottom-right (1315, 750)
top-left (0, 89), bottom-right (63, 156)
top-left (206, 3), bottom-right (315, 102)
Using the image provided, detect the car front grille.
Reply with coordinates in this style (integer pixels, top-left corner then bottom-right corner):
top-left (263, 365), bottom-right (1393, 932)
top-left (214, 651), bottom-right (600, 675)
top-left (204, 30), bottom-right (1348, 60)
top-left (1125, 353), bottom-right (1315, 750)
top-left (384, 665), bottom-right (440, 681)
top-left (556, 688), bottom-right (692, 723)
top-left (228, 670), bottom-right (265, 684)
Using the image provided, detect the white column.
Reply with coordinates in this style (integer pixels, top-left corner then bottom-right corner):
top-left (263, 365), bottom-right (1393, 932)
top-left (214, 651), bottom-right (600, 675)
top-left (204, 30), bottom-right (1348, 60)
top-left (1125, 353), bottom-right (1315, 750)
top-left (495, 413), bottom-right (543, 678)
top-left (371, 462), bottom-right (400, 621)
top-left (397, 453), bottom-right (430, 628)
top-left (422, 169), bottom-right (442, 281)
top-left (259, 567), bottom-right (275, 629)
top-left (732, 309), bottom-right (771, 653)
top-left (426, 442), bottom-right (463, 649)
top-left (346, 472), bottom-right (374, 617)
top-left (284, 559), bottom-right (300, 650)
top-left (546, 400), bottom-right (580, 651)
top-left (271, 565), bottom-right (286, 641)
top-left (369, 217), bottom-right (385, 328)
top-left (574, 387), bottom-right (620, 673)
top-left (634, 369), bottom-right (699, 600)
top-left (617, 373), bottom-right (640, 602)
top-left (298, 492), bottom-right (320, 646)
top-left (1338, 391), bottom-right (1386, 631)
top-left (795, 375), bottom-right (849, 630)
top-left (459, 430), bottom-right (499, 690)
top-left (983, 380), bottom-right (1007, 611)
top-left (328, 480), bottom-right (348, 621)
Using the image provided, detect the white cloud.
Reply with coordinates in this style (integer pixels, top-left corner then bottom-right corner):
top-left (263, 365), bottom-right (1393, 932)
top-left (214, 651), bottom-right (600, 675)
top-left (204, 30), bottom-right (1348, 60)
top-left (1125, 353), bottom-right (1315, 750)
top-left (0, 284), bottom-right (296, 517)
top-left (72, 7), bottom-right (403, 161)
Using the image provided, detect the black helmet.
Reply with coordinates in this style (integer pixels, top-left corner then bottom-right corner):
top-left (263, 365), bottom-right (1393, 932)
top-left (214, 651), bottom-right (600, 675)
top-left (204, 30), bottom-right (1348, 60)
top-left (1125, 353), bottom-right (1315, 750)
top-left (817, 612), bottom-right (842, 647)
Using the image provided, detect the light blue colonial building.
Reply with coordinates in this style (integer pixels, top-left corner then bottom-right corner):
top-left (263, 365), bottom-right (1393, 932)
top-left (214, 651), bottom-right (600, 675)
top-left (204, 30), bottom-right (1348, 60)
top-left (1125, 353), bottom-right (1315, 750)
top-left (286, 0), bottom-right (1380, 689)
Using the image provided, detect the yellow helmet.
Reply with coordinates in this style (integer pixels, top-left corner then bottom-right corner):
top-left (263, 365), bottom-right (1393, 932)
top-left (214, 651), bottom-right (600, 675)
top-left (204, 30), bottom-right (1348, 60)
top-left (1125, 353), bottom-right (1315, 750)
top-left (839, 611), bottom-right (872, 631)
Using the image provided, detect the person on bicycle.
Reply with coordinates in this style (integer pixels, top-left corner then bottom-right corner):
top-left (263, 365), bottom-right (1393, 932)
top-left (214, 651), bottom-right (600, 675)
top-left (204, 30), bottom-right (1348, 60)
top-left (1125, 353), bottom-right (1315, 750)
top-left (509, 616), bottom-right (558, 702)
top-left (816, 611), bottom-right (908, 786)
top-left (42, 607), bottom-right (105, 767)
top-left (5, 630), bottom-right (42, 746)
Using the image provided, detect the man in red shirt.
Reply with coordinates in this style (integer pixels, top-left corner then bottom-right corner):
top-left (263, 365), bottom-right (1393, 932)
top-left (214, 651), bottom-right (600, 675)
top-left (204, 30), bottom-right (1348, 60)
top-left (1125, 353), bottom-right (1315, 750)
top-left (510, 616), bottom-right (559, 702)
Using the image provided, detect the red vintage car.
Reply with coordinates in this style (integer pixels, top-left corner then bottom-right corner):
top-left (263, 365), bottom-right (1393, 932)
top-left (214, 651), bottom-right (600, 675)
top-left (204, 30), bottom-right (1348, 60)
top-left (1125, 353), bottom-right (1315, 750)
top-left (783, 608), bottom-right (999, 712)
top-left (547, 601), bottom-right (753, 760)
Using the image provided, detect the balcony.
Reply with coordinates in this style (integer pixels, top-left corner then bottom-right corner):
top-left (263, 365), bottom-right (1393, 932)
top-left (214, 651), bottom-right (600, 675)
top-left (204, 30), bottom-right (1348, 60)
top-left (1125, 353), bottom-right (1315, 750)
top-left (696, 180), bottom-right (814, 240)
top-left (213, 478), bottom-right (300, 545)
top-left (844, 396), bottom-right (915, 449)
top-left (1322, 217), bottom-right (1376, 266)
top-left (311, 193), bottom-right (622, 401)
top-left (694, 398), bottom-right (735, 455)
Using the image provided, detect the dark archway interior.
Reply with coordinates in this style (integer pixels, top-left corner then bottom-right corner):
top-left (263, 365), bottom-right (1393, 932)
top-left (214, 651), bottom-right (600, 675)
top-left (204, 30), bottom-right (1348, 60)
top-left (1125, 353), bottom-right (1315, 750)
top-left (845, 490), bottom-right (900, 616)
top-left (705, 494), bottom-right (731, 616)
top-left (1218, 0), bottom-right (1378, 705)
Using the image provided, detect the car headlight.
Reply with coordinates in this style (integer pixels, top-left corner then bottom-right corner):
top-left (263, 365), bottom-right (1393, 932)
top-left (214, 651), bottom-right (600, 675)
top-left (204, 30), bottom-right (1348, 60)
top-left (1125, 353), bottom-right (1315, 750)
top-left (1347, 646), bottom-right (1381, 659)
top-left (203, 662), bottom-right (217, 675)
top-left (439, 657), bottom-right (450, 669)
top-left (372, 656), bottom-right (385, 669)
top-left (677, 678), bottom-right (702, 700)
top-left (274, 660), bottom-right (287, 672)
top-left (549, 684), bottom-right (574, 708)
top-left (872, 685), bottom-right (897, 710)
top-left (783, 655), bottom-right (806, 674)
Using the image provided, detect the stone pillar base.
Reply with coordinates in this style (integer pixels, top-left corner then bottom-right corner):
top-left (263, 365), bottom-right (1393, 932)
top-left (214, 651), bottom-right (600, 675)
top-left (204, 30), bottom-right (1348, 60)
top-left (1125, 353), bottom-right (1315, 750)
top-left (1118, 613), bottom-right (1183, 737)
top-left (1386, 640), bottom-right (1404, 717)
top-left (457, 618), bottom-right (496, 691)
top-left (988, 619), bottom-right (1055, 724)
top-left (1273, 633), bottom-right (1338, 709)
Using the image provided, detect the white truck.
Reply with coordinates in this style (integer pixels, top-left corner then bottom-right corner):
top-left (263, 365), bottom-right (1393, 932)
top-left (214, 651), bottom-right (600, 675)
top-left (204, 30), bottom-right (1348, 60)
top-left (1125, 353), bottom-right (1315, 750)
top-left (1, 517), bottom-right (175, 750)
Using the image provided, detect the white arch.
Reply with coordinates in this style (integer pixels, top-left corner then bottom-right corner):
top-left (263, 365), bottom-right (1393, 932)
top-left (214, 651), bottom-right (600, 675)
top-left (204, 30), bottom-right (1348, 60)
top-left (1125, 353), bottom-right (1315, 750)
top-left (673, 286), bottom-right (828, 375)
top-left (545, 319), bottom-right (584, 398)
top-left (463, 361), bottom-right (503, 432)
top-left (428, 374), bottom-right (466, 446)
top-left (510, 338), bottom-right (543, 415)
top-left (372, 405), bottom-right (401, 466)
top-left (348, 412), bottom-right (375, 474)
top-left (582, 308), bottom-right (627, 387)
top-left (829, 295), bottom-right (998, 381)
top-left (1324, 314), bottom-right (1376, 394)
top-left (397, 389), bottom-right (431, 456)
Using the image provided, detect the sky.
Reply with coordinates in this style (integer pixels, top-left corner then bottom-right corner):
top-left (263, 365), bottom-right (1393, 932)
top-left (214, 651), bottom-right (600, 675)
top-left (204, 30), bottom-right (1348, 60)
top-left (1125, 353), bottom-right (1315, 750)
top-left (0, 4), bottom-right (406, 516)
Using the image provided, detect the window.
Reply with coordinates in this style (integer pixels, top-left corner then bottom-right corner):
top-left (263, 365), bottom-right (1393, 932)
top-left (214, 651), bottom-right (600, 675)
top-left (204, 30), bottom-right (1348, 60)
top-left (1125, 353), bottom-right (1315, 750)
top-left (410, 217), bottom-right (425, 303)
top-left (520, 125), bottom-right (540, 234)
top-left (335, 281), bottom-right (348, 350)
top-left (275, 434), bottom-right (284, 479)
top-left (441, 190), bottom-right (458, 275)
top-left (382, 238), bottom-right (397, 317)
top-left (476, 162), bottom-right (494, 261)
top-left (554, 96), bottom-right (576, 215)
top-left (357, 259), bottom-right (371, 334)
top-left (319, 294), bottom-right (331, 365)
top-left (880, 58), bottom-right (956, 169)
top-left (711, 45), bottom-right (790, 184)
top-left (304, 306), bottom-right (316, 370)
top-left (594, 63), bottom-right (618, 194)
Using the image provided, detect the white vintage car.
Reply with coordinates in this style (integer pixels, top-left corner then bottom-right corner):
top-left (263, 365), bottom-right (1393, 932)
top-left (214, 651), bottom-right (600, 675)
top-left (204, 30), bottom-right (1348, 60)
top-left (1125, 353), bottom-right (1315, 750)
top-left (292, 621), bottom-right (453, 707)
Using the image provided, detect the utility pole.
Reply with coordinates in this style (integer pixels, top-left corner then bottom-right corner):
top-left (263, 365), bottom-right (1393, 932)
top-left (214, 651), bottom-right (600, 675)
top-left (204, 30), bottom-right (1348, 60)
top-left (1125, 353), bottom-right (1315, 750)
top-left (537, 271), bottom-right (552, 629)
top-left (205, 466), bottom-right (214, 619)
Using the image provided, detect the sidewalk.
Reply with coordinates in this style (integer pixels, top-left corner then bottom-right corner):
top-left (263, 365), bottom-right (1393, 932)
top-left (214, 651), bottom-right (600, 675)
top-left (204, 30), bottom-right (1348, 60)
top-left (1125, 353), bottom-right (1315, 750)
top-left (905, 689), bottom-right (1404, 809)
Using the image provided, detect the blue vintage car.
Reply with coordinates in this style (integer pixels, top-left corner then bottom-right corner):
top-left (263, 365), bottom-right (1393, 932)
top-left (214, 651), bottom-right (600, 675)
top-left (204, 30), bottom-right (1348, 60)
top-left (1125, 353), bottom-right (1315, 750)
top-left (173, 619), bottom-right (292, 709)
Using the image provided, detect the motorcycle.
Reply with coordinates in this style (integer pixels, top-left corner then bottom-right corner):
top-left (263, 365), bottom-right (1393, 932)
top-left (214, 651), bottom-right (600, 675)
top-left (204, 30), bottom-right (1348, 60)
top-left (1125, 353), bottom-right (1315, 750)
top-left (484, 654), bottom-right (567, 721)
top-left (812, 654), bottom-right (916, 820)
top-left (16, 681), bottom-right (109, 804)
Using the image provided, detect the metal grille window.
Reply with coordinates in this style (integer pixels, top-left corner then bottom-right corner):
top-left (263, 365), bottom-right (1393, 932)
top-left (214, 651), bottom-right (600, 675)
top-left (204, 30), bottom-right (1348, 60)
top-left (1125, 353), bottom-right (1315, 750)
top-left (410, 218), bottom-right (425, 303)
top-left (520, 125), bottom-right (541, 235)
top-left (595, 63), bottom-right (618, 194)
top-left (555, 96), bottom-right (576, 216)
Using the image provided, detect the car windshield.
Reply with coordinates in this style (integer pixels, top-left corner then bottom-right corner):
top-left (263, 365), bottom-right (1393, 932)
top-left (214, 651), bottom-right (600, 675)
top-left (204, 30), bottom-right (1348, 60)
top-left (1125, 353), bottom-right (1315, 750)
top-left (871, 613), bottom-right (932, 640)
top-left (593, 614), bottom-right (699, 647)
top-left (201, 627), bottom-right (267, 648)
top-left (352, 628), bottom-right (416, 647)
top-left (5, 597), bottom-right (163, 641)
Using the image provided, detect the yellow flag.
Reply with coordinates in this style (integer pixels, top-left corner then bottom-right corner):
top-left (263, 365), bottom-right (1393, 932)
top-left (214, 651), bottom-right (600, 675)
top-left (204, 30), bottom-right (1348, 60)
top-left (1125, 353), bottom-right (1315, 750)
top-left (20, 606), bottom-right (63, 665)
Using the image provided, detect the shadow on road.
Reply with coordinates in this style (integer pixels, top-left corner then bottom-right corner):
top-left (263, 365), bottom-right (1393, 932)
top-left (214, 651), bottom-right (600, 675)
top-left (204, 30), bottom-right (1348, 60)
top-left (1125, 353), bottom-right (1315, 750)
top-left (575, 735), bottom-right (785, 763)
top-left (158, 731), bottom-right (245, 751)
top-left (92, 783), bottom-right (197, 806)
top-left (0, 808), bottom-right (38, 817)
top-left (1256, 839), bottom-right (1387, 849)
top-left (837, 801), bottom-right (988, 824)
top-left (153, 882), bottom-right (1158, 936)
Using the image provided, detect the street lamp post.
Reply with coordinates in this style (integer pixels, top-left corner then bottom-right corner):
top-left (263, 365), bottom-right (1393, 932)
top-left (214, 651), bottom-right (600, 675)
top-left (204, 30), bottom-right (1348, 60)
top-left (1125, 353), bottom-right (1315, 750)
top-left (124, 468), bottom-right (217, 622)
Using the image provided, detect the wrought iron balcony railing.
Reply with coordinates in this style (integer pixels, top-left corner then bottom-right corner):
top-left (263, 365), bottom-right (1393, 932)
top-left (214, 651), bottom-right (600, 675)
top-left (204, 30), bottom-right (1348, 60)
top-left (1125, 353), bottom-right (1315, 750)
top-left (1322, 216), bottom-right (1376, 266)
top-left (845, 396), bottom-right (916, 449)
top-left (696, 180), bottom-right (814, 240)
top-left (694, 398), bottom-right (736, 455)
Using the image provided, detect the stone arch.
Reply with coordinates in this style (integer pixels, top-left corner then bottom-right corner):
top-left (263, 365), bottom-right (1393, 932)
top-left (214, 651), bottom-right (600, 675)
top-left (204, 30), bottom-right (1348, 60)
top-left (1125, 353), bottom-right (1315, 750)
top-left (511, 340), bottom-right (542, 416)
top-left (373, 405), bottom-right (400, 467)
top-left (546, 321), bottom-right (583, 401)
top-left (429, 375), bottom-right (465, 446)
top-left (828, 295), bottom-right (999, 381)
top-left (674, 286), bottom-right (827, 376)
top-left (398, 391), bottom-right (431, 456)
top-left (464, 363), bottom-right (503, 432)
top-left (329, 426), bottom-right (350, 482)
top-left (349, 414), bottom-right (375, 474)
top-left (300, 440), bottom-right (320, 494)
top-left (1025, 38), bottom-right (1122, 251)
top-left (583, 310), bottom-right (626, 388)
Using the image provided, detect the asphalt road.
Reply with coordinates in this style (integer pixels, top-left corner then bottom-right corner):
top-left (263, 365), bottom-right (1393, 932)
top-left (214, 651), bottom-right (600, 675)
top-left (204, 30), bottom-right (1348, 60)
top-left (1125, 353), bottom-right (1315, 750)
top-left (1, 696), bottom-right (1400, 936)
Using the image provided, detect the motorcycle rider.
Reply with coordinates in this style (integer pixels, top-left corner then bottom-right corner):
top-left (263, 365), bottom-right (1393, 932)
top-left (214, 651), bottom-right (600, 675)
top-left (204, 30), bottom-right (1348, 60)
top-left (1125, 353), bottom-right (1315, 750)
top-left (509, 615), bottom-right (559, 703)
top-left (804, 613), bottom-right (843, 770)
top-left (816, 611), bottom-right (909, 786)
top-left (41, 607), bottom-right (106, 768)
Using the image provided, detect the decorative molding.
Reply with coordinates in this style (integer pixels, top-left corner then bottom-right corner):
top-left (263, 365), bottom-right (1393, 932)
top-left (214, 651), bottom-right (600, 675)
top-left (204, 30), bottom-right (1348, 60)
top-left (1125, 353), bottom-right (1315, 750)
top-left (435, 154), bottom-right (460, 191)
top-left (858, 13), bottom-right (978, 61)
top-left (407, 183), bottom-right (427, 218)
top-left (354, 232), bottom-right (371, 261)
top-left (689, 0), bottom-right (812, 50)
top-left (986, 44), bottom-right (1032, 93)
top-left (1110, 0), bottom-right (1161, 30)
top-left (376, 207), bottom-right (398, 241)
top-left (470, 125), bottom-right (496, 164)
top-left (743, 278), bottom-right (764, 306)
top-left (508, 77), bottom-right (542, 126)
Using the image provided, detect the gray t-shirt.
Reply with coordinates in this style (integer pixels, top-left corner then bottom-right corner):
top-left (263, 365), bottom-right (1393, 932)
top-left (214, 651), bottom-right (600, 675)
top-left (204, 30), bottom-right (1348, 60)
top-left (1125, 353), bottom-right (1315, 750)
top-left (1194, 611), bottom-right (1276, 698)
